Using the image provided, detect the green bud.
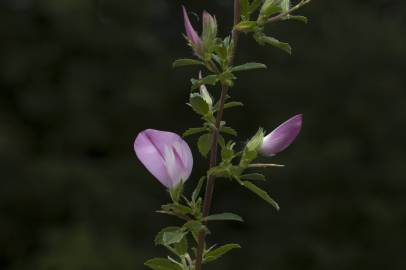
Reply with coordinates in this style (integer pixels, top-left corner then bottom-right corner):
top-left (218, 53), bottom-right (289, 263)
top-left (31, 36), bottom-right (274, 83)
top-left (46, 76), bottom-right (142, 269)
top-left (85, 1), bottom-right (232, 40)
top-left (202, 11), bottom-right (218, 52)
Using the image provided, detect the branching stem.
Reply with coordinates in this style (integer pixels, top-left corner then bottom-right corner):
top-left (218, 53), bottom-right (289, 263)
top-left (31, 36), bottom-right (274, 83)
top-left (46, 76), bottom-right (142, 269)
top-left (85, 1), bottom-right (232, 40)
top-left (194, 1), bottom-right (241, 270)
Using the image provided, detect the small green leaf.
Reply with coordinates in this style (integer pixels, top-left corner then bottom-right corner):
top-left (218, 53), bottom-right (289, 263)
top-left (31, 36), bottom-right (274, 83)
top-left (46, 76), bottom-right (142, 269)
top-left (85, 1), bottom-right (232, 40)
top-left (240, 0), bottom-right (250, 19)
top-left (189, 94), bottom-right (210, 115)
top-left (204, 243), bottom-right (241, 263)
top-left (220, 126), bottom-right (237, 136)
top-left (223, 101), bottom-right (244, 110)
top-left (169, 181), bottom-right (184, 203)
top-left (240, 173), bottom-right (266, 181)
top-left (163, 231), bottom-right (187, 245)
top-left (230, 62), bottom-right (267, 72)
top-left (173, 59), bottom-right (204, 68)
top-left (287, 15), bottom-right (308, 23)
top-left (243, 181), bottom-right (280, 210)
top-left (144, 258), bottom-right (183, 270)
top-left (173, 236), bottom-right (188, 255)
top-left (261, 36), bottom-right (292, 55)
top-left (250, 0), bottom-right (264, 14)
top-left (198, 134), bottom-right (212, 157)
top-left (191, 75), bottom-right (218, 90)
top-left (200, 85), bottom-right (213, 107)
top-left (183, 127), bottom-right (207, 137)
top-left (154, 227), bottom-right (180, 246)
top-left (205, 212), bottom-right (244, 222)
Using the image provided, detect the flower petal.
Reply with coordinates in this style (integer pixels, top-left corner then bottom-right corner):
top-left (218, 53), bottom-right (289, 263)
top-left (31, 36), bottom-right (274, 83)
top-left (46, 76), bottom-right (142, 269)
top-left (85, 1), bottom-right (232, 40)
top-left (134, 129), bottom-right (193, 188)
top-left (260, 114), bottom-right (303, 156)
top-left (182, 6), bottom-right (202, 46)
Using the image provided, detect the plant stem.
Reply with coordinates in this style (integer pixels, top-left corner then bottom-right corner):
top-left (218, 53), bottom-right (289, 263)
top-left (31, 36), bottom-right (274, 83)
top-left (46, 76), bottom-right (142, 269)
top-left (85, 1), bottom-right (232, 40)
top-left (194, 1), bottom-right (241, 270)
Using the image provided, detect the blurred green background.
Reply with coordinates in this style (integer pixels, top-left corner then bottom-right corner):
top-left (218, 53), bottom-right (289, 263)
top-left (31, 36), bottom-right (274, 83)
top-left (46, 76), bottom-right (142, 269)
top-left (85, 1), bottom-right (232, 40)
top-left (1, 0), bottom-right (405, 269)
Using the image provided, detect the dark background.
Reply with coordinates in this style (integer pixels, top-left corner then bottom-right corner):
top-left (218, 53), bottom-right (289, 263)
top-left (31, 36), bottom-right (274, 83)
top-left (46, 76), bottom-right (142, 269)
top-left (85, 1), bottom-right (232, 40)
top-left (1, 0), bottom-right (405, 269)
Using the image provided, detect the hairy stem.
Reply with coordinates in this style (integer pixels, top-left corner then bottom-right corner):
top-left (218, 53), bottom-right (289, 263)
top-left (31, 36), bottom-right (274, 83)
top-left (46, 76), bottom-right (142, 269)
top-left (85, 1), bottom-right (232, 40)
top-left (194, 1), bottom-right (241, 270)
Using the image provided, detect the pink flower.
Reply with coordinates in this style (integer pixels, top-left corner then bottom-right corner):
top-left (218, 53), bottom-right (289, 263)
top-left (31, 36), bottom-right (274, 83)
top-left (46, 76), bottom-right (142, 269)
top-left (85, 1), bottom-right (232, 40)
top-left (134, 129), bottom-right (193, 188)
top-left (260, 114), bottom-right (303, 156)
top-left (182, 6), bottom-right (203, 51)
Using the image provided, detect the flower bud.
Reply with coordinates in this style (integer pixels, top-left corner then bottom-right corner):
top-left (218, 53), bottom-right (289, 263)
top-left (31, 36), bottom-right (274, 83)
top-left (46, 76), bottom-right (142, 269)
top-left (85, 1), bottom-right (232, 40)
top-left (202, 11), bottom-right (217, 50)
top-left (134, 129), bottom-right (193, 188)
top-left (182, 6), bottom-right (203, 55)
top-left (260, 114), bottom-right (302, 156)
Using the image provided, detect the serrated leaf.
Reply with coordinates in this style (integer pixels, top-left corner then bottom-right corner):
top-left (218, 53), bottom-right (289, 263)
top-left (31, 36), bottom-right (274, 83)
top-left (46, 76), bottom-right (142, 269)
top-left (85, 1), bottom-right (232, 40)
top-left (261, 36), bottom-right (292, 55)
top-left (183, 127), bottom-right (207, 137)
top-left (204, 243), bottom-right (241, 263)
top-left (243, 181), bottom-right (280, 210)
top-left (144, 258), bottom-right (182, 270)
top-left (205, 212), bottom-right (243, 222)
top-left (189, 94), bottom-right (210, 115)
top-left (220, 126), bottom-right (237, 136)
top-left (240, 173), bottom-right (266, 181)
top-left (198, 134), bottom-right (212, 157)
top-left (230, 62), bottom-right (267, 72)
top-left (173, 59), bottom-right (204, 68)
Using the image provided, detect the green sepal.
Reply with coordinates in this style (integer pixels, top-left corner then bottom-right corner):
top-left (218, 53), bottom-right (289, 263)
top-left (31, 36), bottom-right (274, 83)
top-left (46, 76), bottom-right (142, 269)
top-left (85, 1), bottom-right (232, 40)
top-left (233, 20), bottom-right (257, 32)
top-left (230, 62), bottom-right (267, 72)
top-left (192, 176), bottom-right (206, 202)
top-left (144, 258), bottom-right (183, 270)
top-left (172, 59), bottom-right (204, 68)
top-left (169, 181), bottom-right (184, 203)
top-left (205, 212), bottom-right (244, 222)
top-left (154, 226), bottom-right (181, 246)
top-left (242, 181), bottom-right (280, 210)
top-left (203, 243), bottom-right (241, 263)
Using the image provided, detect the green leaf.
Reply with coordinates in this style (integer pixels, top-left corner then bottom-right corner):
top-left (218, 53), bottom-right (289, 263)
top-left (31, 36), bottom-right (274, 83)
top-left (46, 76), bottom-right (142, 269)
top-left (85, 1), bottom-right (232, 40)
top-left (189, 93), bottom-right (210, 115)
top-left (163, 230), bottom-right (187, 245)
top-left (230, 62), bottom-right (267, 72)
top-left (192, 176), bottom-right (206, 202)
top-left (191, 75), bottom-right (218, 90)
top-left (173, 236), bottom-right (188, 255)
top-left (220, 126), bottom-right (237, 136)
top-left (199, 85), bottom-right (213, 107)
top-left (183, 127), bottom-right (207, 137)
top-left (287, 15), bottom-right (308, 23)
top-left (240, 0), bottom-right (250, 19)
top-left (242, 181), bottom-right (280, 210)
top-left (198, 134), bottom-right (212, 157)
top-left (261, 36), bottom-right (292, 55)
top-left (154, 227), bottom-right (181, 246)
top-left (250, 0), bottom-right (264, 14)
top-left (223, 101), bottom-right (244, 110)
top-left (233, 21), bottom-right (257, 32)
top-left (240, 173), bottom-right (266, 181)
top-left (205, 212), bottom-right (243, 222)
top-left (258, 0), bottom-right (283, 25)
top-left (172, 59), bottom-right (204, 68)
top-left (161, 203), bottom-right (193, 215)
top-left (204, 243), bottom-right (241, 263)
top-left (144, 258), bottom-right (183, 270)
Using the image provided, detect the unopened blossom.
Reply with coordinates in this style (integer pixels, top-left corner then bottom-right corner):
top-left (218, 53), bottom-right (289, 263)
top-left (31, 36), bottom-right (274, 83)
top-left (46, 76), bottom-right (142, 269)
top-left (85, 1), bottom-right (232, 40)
top-left (260, 114), bottom-right (302, 156)
top-left (134, 129), bottom-right (193, 188)
top-left (182, 6), bottom-right (203, 54)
